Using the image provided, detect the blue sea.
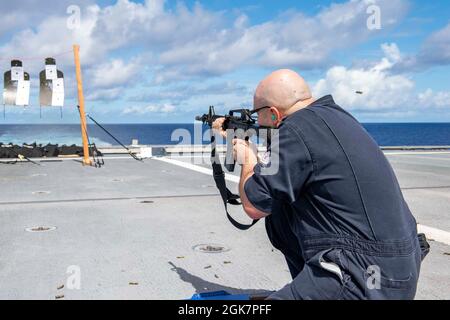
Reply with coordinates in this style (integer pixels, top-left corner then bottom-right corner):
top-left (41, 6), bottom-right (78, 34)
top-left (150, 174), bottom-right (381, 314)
top-left (0, 123), bottom-right (449, 147)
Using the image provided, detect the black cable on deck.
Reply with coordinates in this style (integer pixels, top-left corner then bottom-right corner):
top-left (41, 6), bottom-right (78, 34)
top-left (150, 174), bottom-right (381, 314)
top-left (85, 113), bottom-right (143, 162)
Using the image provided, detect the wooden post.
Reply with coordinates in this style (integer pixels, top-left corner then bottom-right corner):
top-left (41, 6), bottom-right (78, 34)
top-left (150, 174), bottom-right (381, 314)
top-left (73, 44), bottom-right (92, 166)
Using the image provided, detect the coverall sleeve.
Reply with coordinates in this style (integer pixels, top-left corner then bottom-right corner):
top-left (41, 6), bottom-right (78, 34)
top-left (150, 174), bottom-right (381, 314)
top-left (244, 123), bottom-right (313, 214)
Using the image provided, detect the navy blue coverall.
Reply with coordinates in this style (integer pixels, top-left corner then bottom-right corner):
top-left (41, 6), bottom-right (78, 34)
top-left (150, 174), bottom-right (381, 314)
top-left (244, 95), bottom-right (429, 300)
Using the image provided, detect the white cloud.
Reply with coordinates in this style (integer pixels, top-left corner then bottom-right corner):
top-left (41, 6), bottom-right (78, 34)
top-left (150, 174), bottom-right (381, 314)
top-left (381, 43), bottom-right (402, 64)
top-left (122, 103), bottom-right (176, 115)
top-left (313, 43), bottom-right (450, 113)
top-left (154, 0), bottom-right (410, 82)
top-left (396, 22), bottom-right (450, 71)
top-left (0, 5), bottom-right (102, 74)
top-left (418, 89), bottom-right (450, 109)
top-left (0, 0), bottom-right (410, 85)
top-left (416, 22), bottom-right (450, 68)
top-left (129, 81), bottom-right (250, 103)
top-left (86, 87), bottom-right (123, 101)
top-left (83, 58), bottom-right (144, 101)
top-left (0, 0), bottom-right (93, 35)
top-left (1, 0), bottom-right (447, 120)
top-left (87, 58), bottom-right (142, 89)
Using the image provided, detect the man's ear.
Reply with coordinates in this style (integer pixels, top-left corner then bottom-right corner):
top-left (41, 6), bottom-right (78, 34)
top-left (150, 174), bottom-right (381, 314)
top-left (270, 107), bottom-right (282, 124)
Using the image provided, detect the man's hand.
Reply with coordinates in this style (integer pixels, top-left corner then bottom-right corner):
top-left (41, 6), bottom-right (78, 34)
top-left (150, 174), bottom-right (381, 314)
top-left (234, 138), bottom-right (269, 220)
top-left (212, 117), bottom-right (227, 138)
top-left (233, 139), bottom-right (258, 167)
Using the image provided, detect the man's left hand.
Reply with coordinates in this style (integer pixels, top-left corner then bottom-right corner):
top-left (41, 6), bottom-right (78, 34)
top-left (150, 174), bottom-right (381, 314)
top-left (232, 139), bottom-right (258, 167)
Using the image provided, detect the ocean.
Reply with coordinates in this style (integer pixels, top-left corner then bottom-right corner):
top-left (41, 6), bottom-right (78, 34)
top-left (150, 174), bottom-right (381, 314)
top-left (0, 123), bottom-right (449, 147)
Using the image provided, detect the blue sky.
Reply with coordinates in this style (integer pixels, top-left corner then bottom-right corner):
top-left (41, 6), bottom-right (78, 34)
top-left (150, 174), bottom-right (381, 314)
top-left (0, 0), bottom-right (449, 123)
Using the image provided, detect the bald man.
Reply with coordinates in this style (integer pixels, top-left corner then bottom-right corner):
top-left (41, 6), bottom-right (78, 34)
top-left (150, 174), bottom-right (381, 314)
top-left (214, 69), bottom-right (429, 300)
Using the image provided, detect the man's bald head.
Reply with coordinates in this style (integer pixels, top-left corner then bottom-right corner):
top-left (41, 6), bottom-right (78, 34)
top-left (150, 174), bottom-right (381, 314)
top-left (254, 69), bottom-right (313, 113)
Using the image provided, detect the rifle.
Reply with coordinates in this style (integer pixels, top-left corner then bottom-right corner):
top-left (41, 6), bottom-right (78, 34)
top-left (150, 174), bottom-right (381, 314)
top-left (196, 106), bottom-right (262, 230)
top-left (196, 106), bottom-right (260, 172)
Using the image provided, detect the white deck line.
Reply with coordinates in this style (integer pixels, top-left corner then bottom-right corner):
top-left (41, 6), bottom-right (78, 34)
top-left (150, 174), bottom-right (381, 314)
top-left (156, 156), bottom-right (450, 246)
top-left (154, 157), bottom-right (240, 183)
top-left (417, 225), bottom-right (450, 246)
top-left (1, 150), bottom-right (449, 163)
top-left (385, 151), bottom-right (450, 156)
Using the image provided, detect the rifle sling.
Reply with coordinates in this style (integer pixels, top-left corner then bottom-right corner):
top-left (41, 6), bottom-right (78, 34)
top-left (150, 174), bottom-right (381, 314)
top-left (210, 134), bottom-right (259, 231)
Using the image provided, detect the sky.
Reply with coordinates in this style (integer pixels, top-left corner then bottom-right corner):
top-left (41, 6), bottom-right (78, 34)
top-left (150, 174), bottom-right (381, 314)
top-left (0, 0), bottom-right (449, 123)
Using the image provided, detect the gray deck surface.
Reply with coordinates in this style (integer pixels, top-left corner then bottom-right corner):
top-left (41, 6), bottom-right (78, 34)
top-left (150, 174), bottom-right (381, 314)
top-left (0, 151), bottom-right (449, 300)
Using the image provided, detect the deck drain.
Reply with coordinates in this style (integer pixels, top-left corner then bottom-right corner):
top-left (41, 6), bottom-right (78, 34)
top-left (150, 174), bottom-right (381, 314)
top-left (193, 244), bottom-right (230, 254)
top-left (25, 226), bottom-right (57, 233)
top-left (32, 191), bottom-right (51, 195)
top-left (140, 200), bottom-right (154, 204)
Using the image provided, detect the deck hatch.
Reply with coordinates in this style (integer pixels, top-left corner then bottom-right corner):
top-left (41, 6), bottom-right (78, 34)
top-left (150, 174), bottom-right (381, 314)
top-left (25, 226), bottom-right (57, 232)
top-left (193, 244), bottom-right (230, 253)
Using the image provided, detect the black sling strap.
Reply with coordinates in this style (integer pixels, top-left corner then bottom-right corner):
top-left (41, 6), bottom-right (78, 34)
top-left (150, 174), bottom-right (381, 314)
top-left (210, 132), bottom-right (259, 230)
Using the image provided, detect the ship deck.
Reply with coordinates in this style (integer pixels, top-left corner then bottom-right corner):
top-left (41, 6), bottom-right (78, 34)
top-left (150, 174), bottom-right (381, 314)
top-left (0, 150), bottom-right (449, 300)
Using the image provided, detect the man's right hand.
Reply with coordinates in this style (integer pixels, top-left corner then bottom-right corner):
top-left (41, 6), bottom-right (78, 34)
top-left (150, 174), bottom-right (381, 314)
top-left (212, 117), bottom-right (227, 138)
